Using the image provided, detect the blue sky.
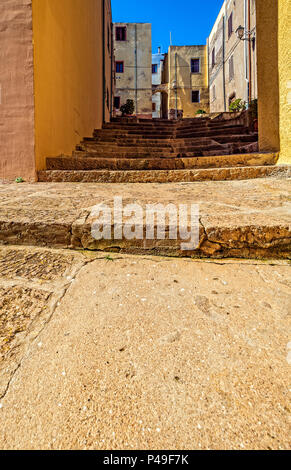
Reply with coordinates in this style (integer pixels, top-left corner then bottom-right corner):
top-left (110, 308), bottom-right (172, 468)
top-left (111, 0), bottom-right (224, 53)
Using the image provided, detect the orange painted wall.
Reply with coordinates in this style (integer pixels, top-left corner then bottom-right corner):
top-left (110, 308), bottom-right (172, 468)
top-left (32, 0), bottom-right (112, 171)
top-left (0, 0), bottom-right (36, 181)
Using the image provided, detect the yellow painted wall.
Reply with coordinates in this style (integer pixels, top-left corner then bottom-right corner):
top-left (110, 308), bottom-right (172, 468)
top-left (256, 0), bottom-right (280, 153)
top-left (257, 0), bottom-right (291, 162)
top-left (32, 0), bottom-right (112, 171)
top-left (278, 0), bottom-right (291, 163)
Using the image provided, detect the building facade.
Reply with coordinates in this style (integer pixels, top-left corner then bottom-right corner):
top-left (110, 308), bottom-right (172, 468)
top-left (162, 46), bottom-right (209, 119)
top-left (208, 0), bottom-right (257, 113)
top-left (114, 23), bottom-right (152, 117)
top-left (152, 48), bottom-right (165, 118)
top-left (0, 0), bottom-right (113, 181)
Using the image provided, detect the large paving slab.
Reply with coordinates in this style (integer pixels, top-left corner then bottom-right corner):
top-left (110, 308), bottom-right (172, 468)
top-left (0, 246), bottom-right (86, 398)
top-left (0, 250), bottom-right (290, 449)
top-left (0, 178), bottom-right (290, 258)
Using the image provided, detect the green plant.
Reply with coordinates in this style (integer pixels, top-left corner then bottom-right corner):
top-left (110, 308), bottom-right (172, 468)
top-left (15, 177), bottom-right (24, 183)
top-left (229, 98), bottom-right (246, 113)
top-left (120, 99), bottom-right (135, 116)
top-left (249, 99), bottom-right (258, 119)
top-left (105, 255), bottom-right (114, 261)
top-left (196, 109), bottom-right (206, 115)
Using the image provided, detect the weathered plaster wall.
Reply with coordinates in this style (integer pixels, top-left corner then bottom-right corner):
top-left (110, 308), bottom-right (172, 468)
top-left (0, 0), bottom-right (36, 181)
top-left (32, 0), bottom-right (112, 171)
top-left (208, 0), bottom-right (257, 113)
top-left (278, 0), bottom-right (291, 163)
top-left (114, 23), bottom-right (152, 117)
top-left (167, 46), bottom-right (209, 118)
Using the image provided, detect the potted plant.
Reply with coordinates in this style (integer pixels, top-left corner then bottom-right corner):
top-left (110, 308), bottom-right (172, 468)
top-left (196, 109), bottom-right (206, 116)
top-left (120, 99), bottom-right (135, 117)
top-left (229, 98), bottom-right (246, 113)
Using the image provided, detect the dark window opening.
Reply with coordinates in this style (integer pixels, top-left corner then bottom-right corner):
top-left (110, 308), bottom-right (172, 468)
top-left (114, 97), bottom-right (121, 109)
top-left (116, 61), bottom-right (124, 73)
top-left (191, 58), bottom-right (200, 73)
top-left (229, 55), bottom-right (234, 81)
top-left (152, 102), bottom-right (156, 111)
top-left (212, 47), bottom-right (215, 68)
top-left (228, 13), bottom-right (233, 38)
top-left (116, 26), bottom-right (126, 41)
top-left (152, 64), bottom-right (158, 74)
top-left (192, 90), bottom-right (200, 103)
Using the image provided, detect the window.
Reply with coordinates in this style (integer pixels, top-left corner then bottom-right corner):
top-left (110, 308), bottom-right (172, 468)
top-left (192, 90), bottom-right (200, 103)
top-left (152, 64), bottom-right (158, 74)
top-left (116, 26), bottom-right (126, 41)
top-left (212, 47), bottom-right (216, 68)
top-left (191, 58), bottom-right (200, 73)
top-left (228, 12), bottom-right (233, 39)
top-left (229, 55), bottom-right (234, 81)
top-left (114, 97), bottom-right (121, 109)
top-left (152, 102), bottom-right (156, 112)
top-left (116, 61), bottom-right (124, 73)
top-left (212, 85), bottom-right (216, 101)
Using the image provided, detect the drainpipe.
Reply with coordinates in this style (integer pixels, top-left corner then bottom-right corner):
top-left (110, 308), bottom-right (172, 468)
top-left (244, 0), bottom-right (249, 106)
top-left (135, 24), bottom-right (138, 115)
top-left (102, 0), bottom-right (106, 123)
top-left (222, 15), bottom-right (226, 112)
top-left (248, 0), bottom-right (252, 105)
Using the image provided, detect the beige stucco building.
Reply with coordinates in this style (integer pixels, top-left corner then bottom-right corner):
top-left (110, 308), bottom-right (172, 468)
top-left (162, 46), bottom-right (209, 119)
top-left (113, 23), bottom-right (152, 117)
top-left (208, 0), bottom-right (257, 112)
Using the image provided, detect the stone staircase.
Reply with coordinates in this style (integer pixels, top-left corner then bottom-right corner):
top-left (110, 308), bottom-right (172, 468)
top-left (38, 117), bottom-right (288, 183)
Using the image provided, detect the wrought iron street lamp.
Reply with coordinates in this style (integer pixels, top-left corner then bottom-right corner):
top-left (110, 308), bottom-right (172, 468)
top-left (236, 25), bottom-right (256, 41)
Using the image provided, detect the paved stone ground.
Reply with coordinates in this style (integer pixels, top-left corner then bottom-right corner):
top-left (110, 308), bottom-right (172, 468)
top-left (0, 246), bottom-right (290, 450)
top-left (0, 178), bottom-right (290, 258)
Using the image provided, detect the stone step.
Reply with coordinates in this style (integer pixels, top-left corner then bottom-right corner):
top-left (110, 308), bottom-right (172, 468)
top-left (39, 163), bottom-right (289, 184)
top-left (80, 135), bottom-right (256, 151)
top-left (93, 126), bottom-right (249, 140)
top-left (74, 148), bottom-right (242, 159)
top-left (83, 143), bottom-right (254, 154)
top-left (79, 143), bottom-right (228, 155)
top-left (72, 147), bottom-right (236, 160)
top-left (103, 120), bottom-right (241, 131)
top-left (2, 176), bottom-right (290, 259)
top-left (46, 153), bottom-right (278, 172)
top-left (103, 120), bottom-right (244, 128)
